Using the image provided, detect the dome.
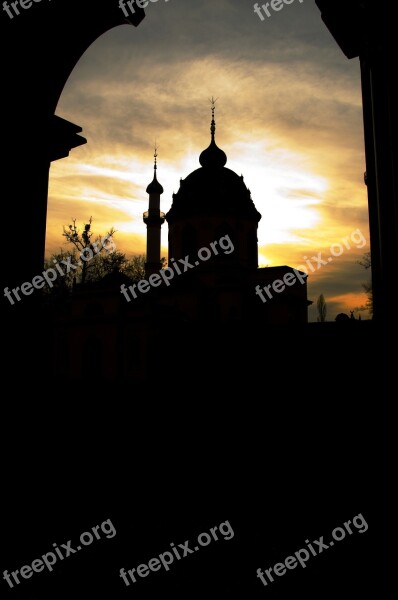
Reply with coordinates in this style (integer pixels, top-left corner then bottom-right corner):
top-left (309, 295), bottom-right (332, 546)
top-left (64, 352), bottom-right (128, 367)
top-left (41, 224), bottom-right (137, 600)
top-left (199, 138), bottom-right (227, 169)
top-left (167, 166), bottom-right (261, 222)
top-left (146, 171), bottom-right (164, 195)
top-left (166, 106), bottom-right (261, 223)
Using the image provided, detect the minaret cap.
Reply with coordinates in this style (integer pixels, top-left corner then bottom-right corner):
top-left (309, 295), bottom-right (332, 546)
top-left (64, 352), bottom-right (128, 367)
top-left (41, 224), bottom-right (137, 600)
top-left (146, 144), bottom-right (164, 194)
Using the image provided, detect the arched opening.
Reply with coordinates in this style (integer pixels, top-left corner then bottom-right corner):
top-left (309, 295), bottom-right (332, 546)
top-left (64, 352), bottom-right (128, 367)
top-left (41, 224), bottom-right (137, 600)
top-left (45, 1), bottom-right (372, 325)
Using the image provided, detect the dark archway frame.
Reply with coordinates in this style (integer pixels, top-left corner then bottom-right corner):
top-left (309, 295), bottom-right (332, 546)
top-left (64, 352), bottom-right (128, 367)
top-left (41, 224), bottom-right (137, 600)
top-left (2, 0), bottom-right (144, 300)
top-left (316, 0), bottom-right (397, 322)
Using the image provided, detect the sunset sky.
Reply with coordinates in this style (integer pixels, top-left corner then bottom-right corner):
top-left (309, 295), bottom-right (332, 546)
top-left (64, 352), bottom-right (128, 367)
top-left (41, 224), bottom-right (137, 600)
top-left (46, 0), bottom-right (371, 321)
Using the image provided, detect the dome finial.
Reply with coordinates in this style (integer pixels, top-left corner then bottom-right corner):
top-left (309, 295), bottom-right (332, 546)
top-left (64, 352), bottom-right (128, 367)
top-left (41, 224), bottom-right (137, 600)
top-left (199, 97), bottom-right (227, 168)
top-left (210, 96), bottom-right (218, 141)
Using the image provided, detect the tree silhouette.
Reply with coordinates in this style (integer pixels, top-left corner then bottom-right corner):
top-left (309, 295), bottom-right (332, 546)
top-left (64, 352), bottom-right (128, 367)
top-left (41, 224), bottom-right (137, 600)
top-left (43, 219), bottom-right (168, 306)
top-left (62, 217), bottom-right (116, 284)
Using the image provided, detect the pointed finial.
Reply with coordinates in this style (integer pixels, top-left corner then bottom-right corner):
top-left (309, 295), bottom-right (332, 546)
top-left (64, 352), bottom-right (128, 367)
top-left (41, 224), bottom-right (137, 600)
top-left (154, 141), bottom-right (158, 172)
top-left (210, 96), bottom-right (218, 117)
top-left (209, 96), bottom-right (218, 140)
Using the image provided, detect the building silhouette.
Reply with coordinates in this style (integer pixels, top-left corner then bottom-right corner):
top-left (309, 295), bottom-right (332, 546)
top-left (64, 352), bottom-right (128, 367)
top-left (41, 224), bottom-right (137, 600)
top-left (52, 106), bottom-right (310, 380)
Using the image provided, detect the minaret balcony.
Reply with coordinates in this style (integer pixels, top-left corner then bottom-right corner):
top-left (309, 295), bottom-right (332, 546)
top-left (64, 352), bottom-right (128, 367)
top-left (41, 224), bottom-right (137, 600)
top-left (143, 210), bottom-right (166, 225)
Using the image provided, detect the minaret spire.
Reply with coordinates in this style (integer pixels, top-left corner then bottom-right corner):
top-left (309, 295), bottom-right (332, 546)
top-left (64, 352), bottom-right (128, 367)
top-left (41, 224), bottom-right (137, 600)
top-left (154, 141), bottom-right (158, 173)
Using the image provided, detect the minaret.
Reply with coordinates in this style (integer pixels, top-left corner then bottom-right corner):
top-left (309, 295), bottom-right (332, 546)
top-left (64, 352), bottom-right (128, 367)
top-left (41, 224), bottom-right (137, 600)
top-left (143, 145), bottom-right (165, 278)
